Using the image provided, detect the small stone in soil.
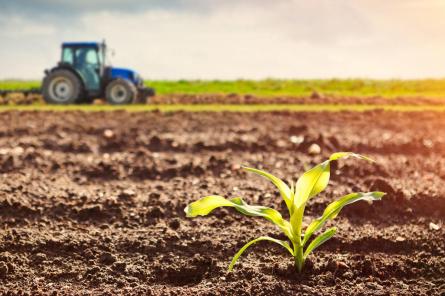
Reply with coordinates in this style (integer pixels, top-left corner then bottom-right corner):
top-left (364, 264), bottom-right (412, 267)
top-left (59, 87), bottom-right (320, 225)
top-left (290, 135), bottom-right (304, 145)
top-left (429, 222), bottom-right (440, 231)
top-left (308, 143), bottom-right (321, 155)
top-left (103, 129), bottom-right (114, 138)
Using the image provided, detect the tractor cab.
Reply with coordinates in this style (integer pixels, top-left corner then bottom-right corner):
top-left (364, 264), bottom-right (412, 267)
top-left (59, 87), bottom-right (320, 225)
top-left (60, 42), bottom-right (105, 96)
top-left (42, 41), bottom-right (154, 104)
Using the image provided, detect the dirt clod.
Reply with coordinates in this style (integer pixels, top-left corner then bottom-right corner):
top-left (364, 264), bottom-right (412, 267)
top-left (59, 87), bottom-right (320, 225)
top-left (0, 262), bottom-right (8, 279)
top-left (362, 258), bottom-right (376, 276)
top-left (99, 252), bottom-right (117, 265)
top-left (119, 189), bottom-right (136, 200)
top-left (112, 261), bottom-right (127, 273)
top-left (367, 178), bottom-right (395, 195)
top-left (169, 218), bottom-right (181, 230)
top-left (147, 206), bottom-right (164, 219)
top-left (326, 258), bottom-right (349, 274)
top-left (33, 253), bottom-right (47, 263)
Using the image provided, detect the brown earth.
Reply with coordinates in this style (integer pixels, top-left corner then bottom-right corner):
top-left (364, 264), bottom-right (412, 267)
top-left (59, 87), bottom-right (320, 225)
top-left (2, 92), bottom-right (445, 105)
top-left (0, 110), bottom-right (444, 295)
top-left (151, 93), bottom-right (445, 105)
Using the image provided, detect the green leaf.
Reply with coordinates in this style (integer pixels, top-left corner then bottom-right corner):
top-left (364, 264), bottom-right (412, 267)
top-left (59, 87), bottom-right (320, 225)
top-left (293, 152), bottom-right (371, 209)
top-left (329, 152), bottom-right (374, 162)
top-left (302, 191), bottom-right (385, 246)
top-left (184, 195), bottom-right (234, 216)
top-left (228, 236), bottom-right (294, 271)
top-left (184, 195), bottom-right (293, 239)
top-left (303, 227), bottom-right (337, 259)
top-left (290, 152), bottom-right (372, 241)
top-left (242, 166), bottom-right (293, 213)
top-left (293, 160), bottom-right (331, 209)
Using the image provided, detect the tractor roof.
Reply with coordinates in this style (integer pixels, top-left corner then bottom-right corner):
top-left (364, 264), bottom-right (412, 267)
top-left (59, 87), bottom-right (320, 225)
top-left (62, 42), bottom-right (103, 48)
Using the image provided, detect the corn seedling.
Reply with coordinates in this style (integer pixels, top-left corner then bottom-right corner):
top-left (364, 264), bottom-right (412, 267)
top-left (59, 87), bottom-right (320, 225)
top-left (184, 152), bottom-right (385, 272)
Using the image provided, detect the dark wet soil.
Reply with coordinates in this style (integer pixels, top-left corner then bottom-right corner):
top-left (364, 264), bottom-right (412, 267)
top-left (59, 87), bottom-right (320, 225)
top-left (0, 110), bottom-right (444, 295)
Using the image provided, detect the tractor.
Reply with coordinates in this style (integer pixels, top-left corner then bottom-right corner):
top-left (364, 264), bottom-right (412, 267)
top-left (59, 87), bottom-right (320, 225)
top-left (42, 41), bottom-right (155, 104)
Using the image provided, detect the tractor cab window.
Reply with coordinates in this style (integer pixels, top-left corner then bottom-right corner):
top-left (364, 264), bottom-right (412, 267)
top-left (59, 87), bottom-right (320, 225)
top-left (75, 48), bottom-right (99, 66)
top-left (62, 48), bottom-right (74, 64)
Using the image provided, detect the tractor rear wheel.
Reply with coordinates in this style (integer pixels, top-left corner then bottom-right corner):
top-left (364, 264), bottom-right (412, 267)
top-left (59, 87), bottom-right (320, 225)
top-left (42, 69), bottom-right (82, 104)
top-left (105, 79), bottom-right (137, 105)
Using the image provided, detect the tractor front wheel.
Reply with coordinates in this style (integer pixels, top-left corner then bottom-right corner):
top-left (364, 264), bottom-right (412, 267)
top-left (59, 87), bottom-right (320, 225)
top-left (105, 79), bottom-right (137, 105)
top-left (42, 69), bottom-right (82, 104)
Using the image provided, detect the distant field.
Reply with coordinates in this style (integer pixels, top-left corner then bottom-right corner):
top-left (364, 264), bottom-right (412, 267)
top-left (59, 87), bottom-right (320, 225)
top-left (0, 80), bottom-right (40, 90)
top-left (1, 104), bottom-right (445, 112)
top-left (3, 79), bottom-right (445, 98)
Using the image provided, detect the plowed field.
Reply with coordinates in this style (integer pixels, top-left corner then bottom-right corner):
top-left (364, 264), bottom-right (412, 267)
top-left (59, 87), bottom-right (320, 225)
top-left (0, 110), bottom-right (444, 295)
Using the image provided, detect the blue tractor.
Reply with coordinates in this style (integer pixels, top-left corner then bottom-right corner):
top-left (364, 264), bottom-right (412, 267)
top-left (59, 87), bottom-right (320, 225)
top-left (42, 41), bottom-right (155, 104)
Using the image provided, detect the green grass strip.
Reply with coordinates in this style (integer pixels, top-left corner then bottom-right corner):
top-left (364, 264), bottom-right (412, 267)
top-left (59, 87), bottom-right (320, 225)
top-left (5, 79), bottom-right (445, 98)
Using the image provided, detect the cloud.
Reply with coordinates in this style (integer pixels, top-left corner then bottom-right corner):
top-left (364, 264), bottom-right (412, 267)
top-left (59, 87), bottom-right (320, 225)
top-left (0, 0), bottom-right (181, 17)
top-left (1, 1), bottom-right (445, 79)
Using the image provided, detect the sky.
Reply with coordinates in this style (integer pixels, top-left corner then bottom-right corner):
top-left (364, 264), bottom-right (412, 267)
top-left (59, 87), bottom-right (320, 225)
top-left (1, 0), bottom-right (445, 80)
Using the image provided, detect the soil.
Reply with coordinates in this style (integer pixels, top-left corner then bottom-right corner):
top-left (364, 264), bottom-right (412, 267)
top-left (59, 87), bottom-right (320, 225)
top-left (150, 93), bottom-right (445, 105)
top-left (0, 110), bottom-right (444, 295)
top-left (2, 92), bottom-right (445, 105)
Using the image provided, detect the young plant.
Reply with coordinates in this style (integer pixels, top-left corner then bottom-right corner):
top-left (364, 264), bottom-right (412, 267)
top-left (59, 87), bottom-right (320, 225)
top-left (184, 152), bottom-right (384, 272)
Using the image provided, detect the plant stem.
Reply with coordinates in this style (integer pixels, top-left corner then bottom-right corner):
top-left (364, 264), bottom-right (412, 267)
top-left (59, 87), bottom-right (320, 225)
top-left (292, 205), bottom-right (306, 272)
top-left (294, 243), bottom-right (304, 272)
